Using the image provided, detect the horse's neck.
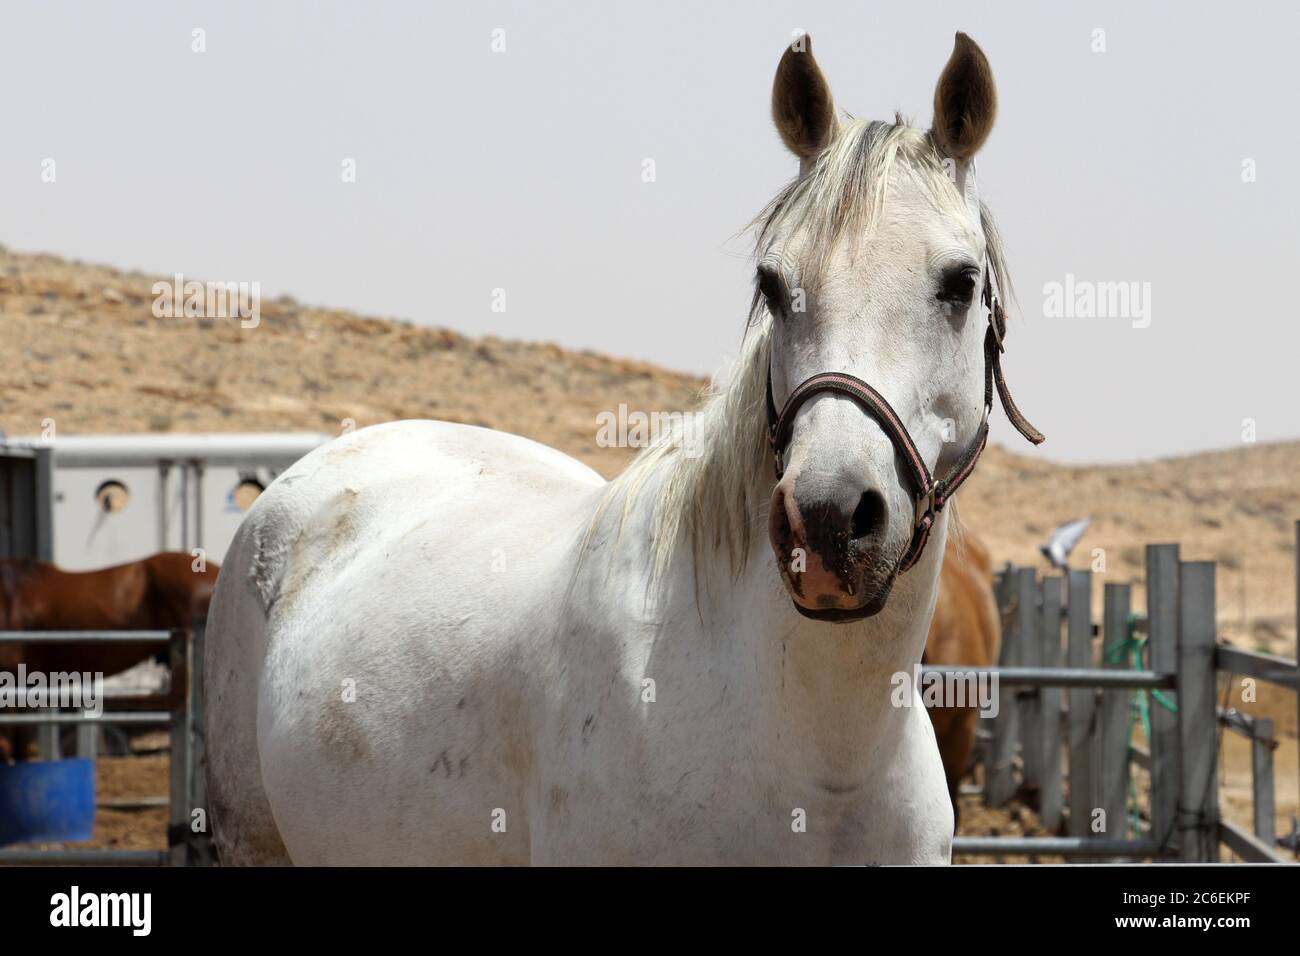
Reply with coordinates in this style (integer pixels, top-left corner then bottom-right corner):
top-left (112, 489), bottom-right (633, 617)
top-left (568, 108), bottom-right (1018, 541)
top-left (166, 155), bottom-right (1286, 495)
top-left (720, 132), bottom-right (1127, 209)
top-left (731, 524), bottom-right (944, 781)
top-left (634, 452), bottom-right (948, 782)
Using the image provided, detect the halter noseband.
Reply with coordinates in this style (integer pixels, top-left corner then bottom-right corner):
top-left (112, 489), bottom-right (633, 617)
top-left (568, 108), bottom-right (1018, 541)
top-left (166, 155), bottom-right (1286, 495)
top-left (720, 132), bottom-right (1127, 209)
top-left (765, 266), bottom-right (1044, 574)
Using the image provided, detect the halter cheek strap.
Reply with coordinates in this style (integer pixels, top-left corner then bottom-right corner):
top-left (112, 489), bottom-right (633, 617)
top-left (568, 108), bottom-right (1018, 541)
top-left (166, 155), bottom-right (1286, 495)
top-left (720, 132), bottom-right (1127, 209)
top-left (765, 266), bottom-right (1044, 573)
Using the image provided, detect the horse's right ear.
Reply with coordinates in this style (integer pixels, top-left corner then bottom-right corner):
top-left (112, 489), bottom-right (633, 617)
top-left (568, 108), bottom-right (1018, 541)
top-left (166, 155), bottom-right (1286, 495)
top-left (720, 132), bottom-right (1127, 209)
top-left (771, 34), bottom-right (837, 162)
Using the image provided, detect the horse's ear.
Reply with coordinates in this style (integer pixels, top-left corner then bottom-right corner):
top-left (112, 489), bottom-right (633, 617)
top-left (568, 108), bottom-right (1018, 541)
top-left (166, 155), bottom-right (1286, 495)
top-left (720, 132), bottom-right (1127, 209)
top-left (771, 34), bottom-right (837, 162)
top-left (930, 32), bottom-right (997, 161)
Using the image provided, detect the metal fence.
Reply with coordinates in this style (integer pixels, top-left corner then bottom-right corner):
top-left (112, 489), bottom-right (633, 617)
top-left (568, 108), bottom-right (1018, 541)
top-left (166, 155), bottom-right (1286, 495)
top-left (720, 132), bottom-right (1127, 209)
top-left (926, 528), bottom-right (1300, 863)
top-left (0, 621), bottom-right (211, 866)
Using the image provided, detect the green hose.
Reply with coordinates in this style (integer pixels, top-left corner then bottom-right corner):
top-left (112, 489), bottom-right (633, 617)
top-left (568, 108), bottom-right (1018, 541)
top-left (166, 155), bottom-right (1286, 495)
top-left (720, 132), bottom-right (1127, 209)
top-left (1102, 613), bottom-right (1177, 837)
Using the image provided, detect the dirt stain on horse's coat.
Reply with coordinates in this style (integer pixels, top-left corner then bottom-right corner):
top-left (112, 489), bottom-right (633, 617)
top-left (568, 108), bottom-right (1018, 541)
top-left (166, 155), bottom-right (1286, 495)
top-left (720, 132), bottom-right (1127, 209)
top-left (269, 486), bottom-right (362, 618)
top-left (547, 785), bottom-right (569, 816)
top-left (428, 748), bottom-right (470, 779)
top-left (315, 690), bottom-right (369, 762)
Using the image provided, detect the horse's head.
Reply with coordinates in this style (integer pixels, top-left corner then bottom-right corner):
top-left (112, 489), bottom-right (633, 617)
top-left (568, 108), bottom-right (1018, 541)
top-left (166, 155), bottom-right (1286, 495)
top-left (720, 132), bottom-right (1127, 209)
top-left (761, 33), bottom-right (1010, 621)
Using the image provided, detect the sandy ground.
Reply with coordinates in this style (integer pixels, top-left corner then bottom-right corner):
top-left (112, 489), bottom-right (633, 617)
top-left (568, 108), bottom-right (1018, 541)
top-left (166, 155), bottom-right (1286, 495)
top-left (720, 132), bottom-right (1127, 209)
top-left (1, 247), bottom-right (1295, 862)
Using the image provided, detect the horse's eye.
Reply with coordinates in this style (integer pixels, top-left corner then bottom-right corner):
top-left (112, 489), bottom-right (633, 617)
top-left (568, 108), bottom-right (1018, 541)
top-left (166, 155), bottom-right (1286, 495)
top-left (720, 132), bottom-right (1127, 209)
top-left (937, 266), bottom-right (979, 306)
top-left (757, 263), bottom-right (789, 317)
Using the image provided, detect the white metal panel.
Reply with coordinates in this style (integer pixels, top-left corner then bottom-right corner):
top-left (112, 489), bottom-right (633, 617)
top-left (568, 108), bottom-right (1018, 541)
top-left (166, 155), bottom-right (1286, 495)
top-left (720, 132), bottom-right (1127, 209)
top-left (197, 464), bottom-right (289, 566)
top-left (29, 433), bottom-right (329, 570)
top-left (52, 465), bottom-right (166, 570)
top-left (6, 433), bottom-right (328, 466)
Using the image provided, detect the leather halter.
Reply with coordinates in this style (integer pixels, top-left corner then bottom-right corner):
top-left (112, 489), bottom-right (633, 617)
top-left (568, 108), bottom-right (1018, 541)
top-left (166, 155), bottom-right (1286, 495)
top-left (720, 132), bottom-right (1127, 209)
top-left (765, 266), bottom-right (1044, 574)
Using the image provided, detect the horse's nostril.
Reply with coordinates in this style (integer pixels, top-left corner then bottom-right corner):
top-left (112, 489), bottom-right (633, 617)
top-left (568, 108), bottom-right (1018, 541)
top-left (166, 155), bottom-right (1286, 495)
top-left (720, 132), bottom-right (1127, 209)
top-left (850, 490), bottom-right (886, 541)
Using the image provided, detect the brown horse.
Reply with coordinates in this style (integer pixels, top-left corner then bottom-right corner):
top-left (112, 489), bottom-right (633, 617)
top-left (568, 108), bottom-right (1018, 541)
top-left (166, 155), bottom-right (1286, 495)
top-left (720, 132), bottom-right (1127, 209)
top-left (923, 529), bottom-right (1000, 825)
top-left (0, 552), bottom-right (219, 761)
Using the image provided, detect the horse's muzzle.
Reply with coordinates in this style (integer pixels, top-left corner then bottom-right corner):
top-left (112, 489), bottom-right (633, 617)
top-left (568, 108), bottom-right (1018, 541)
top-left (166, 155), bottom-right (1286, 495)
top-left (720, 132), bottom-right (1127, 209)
top-left (767, 477), bottom-right (900, 621)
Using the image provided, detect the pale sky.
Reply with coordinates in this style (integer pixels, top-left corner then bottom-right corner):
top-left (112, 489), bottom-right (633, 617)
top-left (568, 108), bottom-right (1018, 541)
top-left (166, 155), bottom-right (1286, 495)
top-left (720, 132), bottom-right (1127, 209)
top-left (2, 1), bottom-right (1297, 463)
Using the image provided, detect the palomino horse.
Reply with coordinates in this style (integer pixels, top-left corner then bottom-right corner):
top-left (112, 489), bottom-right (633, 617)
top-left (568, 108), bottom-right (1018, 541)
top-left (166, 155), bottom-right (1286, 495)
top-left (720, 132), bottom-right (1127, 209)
top-left (207, 33), bottom-right (1042, 864)
top-left (0, 552), bottom-right (219, 761)
top-left (923, 530), bottom-right (1000, 824)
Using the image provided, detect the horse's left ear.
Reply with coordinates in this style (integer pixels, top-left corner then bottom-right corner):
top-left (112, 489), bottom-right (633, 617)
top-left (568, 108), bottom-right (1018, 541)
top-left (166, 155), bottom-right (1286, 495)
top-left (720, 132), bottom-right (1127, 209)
top-left (930, 32), bottom-right (997, 161)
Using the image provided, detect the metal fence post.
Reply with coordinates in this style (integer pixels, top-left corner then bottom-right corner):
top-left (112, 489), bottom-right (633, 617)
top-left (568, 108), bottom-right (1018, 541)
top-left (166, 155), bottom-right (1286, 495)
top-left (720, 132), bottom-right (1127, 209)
top-left (1101, 583), bottom-right (1132, 846)
top-left (1039, 575), bottom-right (1064, 832)
top-left (168, 627), bottom-right (192, 867)
top-left (1146, 543), bottom-right (1180, 856)
top-left (987, 567), bottom-right (1020, 807)
top-left (1018, 569), bottom-right (1041, 805)
top-left (190, 616), bottom-right (213, 866)
top-left (1251, 717), bottom-right (1275, 846)
top-left (35, 710), bottom-right (60, 760)
top-left (1066, 567), bottom-right (1097, 837)
top-left (75, 719), bottom-right (97, 760)
top-left (1177, 560), bottom-right (1219, 862)
top-left (1067, 569), bottom-right (1096, 839)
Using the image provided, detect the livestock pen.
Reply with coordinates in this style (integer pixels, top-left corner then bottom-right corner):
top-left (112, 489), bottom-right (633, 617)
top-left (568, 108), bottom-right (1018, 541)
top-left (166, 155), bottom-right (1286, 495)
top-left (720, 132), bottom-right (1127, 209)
top-left (926, 528), bottom-right (1300, 863)
top-left (0, 623), bottom-right (210, 866)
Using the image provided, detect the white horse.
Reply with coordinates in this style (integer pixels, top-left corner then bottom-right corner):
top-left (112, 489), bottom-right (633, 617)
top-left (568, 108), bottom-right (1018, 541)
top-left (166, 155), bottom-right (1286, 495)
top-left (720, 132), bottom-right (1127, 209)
top-left (206, 33), bottom-right (1027, 865)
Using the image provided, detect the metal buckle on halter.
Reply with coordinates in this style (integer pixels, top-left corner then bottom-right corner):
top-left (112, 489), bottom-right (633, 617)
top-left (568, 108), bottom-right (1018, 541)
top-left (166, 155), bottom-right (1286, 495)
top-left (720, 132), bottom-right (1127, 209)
top-left (767, 425), bottom-right (784, 478)
top-left (913, 483), bottom-right (938, 530)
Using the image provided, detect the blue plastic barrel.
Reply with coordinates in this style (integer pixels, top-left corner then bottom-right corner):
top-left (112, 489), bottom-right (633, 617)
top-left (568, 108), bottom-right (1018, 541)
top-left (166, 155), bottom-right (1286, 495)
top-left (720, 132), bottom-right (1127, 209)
top-left (0, 758), bottom-right (96, 845)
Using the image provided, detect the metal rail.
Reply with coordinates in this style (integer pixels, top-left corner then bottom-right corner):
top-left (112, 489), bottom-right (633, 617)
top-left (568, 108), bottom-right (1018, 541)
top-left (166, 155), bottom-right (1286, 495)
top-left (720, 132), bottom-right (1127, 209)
top-left (1215, 645), bottom-right (1300, 689)
top-left (0, 630), bottom-right (172, 643)
top-left (920, 664), bottom-right (1173, 689)
top-left (0, 849), bottom-right (166, 866)
top-left (1218, 707), bottom-right (1278, 743)
top-left (3, 689), bottom-right (170, 707)
top-left (952, 836), bottom-right (1164, 858)
top-left (98, 796), bottom-right (169, 810)
top-left (0, 711), bottom-right (171, 725)
top-left (1218, 820), bottom-right (1291, 864)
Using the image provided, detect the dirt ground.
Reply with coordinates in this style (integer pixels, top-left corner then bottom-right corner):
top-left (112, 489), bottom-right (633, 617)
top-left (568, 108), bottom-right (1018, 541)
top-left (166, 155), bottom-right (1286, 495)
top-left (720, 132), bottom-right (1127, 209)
top-left (89, 752), bottom-right (169, 852)
top-left (1, 246), bottom-right (1296, 863)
